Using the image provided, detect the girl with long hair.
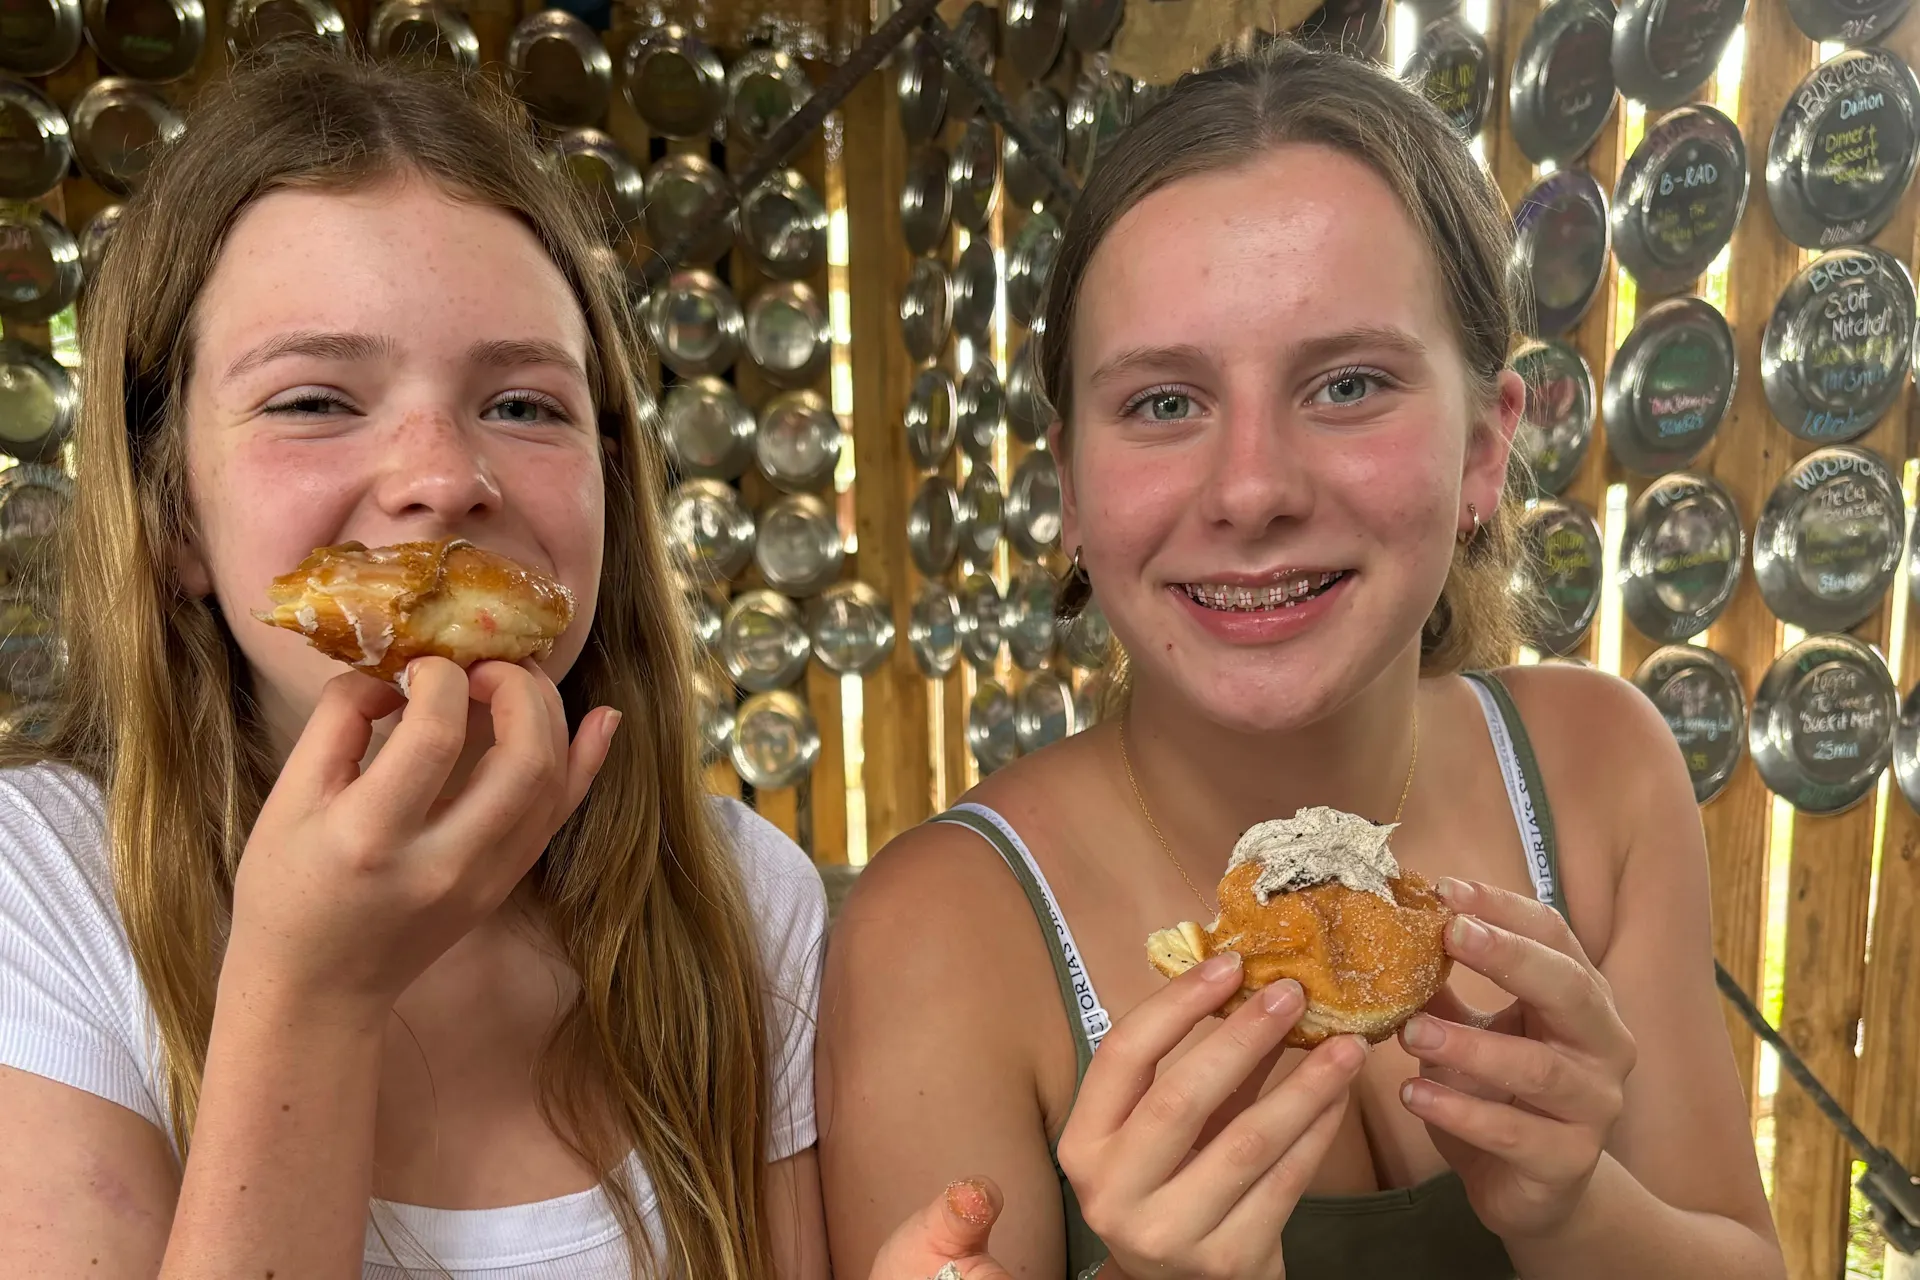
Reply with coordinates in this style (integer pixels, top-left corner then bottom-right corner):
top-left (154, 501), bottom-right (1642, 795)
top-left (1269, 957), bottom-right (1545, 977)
top-left (820, 42), bottom-right (1787, 1280)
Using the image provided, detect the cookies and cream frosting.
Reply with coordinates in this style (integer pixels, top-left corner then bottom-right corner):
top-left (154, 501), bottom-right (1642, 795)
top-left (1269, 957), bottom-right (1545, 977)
top-left (1226, 806), bottom-right (1400, 904)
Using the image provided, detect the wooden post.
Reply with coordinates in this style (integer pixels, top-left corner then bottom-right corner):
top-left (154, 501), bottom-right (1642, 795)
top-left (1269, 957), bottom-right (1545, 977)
top-left (1700, 0), bottom-right (1812, 1119)
top-left (844, 68), bottom-right (934, 848)
top-left (1482, 0), bottom-right (1540, 210)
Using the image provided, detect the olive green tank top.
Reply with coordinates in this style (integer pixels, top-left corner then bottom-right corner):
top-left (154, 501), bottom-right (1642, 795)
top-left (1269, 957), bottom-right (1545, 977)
top-left (929, 671), bottom-right (1571, 1280)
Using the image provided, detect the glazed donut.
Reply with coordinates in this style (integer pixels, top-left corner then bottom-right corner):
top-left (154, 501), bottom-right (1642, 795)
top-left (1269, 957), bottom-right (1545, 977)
top-left (253, 538), bottom-right (575, 684)
top-left (1146, 806), bottom-right (1453, 1046)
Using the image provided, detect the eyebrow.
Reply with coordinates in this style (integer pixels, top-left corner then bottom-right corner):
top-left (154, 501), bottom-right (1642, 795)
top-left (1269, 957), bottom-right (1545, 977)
top-left (221, 332), bottom-right (589, 385)
top-left (1085, 326), bottom-right (1431, 389)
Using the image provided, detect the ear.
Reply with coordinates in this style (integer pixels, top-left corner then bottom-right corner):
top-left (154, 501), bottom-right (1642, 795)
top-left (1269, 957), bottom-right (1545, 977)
top-left (172, 538), bottom-right (212, 598)
top-left (1047, 418), bottom-right (1078, 551)
top-left (1463, 369), bottom-right (1525, 524)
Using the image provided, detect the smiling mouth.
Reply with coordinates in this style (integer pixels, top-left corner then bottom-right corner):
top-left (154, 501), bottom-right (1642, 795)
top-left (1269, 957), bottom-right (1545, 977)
top-left (1176, 571), bottom-right (1349, 611)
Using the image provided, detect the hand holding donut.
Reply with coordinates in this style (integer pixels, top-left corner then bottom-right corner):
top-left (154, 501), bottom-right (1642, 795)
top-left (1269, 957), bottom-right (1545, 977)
top-left (1055, 955), bottom-right (1369, 1280)
top-left (1394, 878), bottom-right (1637, 1240)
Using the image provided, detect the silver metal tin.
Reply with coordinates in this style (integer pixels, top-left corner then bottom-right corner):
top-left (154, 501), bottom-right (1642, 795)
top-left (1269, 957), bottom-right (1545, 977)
top-left (1066, 62), bottom-right (1131, 181)
top-left (900, 143), bottom-right (952, 256)
top-left (896, 30), bottom-right (946, 143)
top-left (969, 678), bottom-right (1017, 772)
top-left (226, 0), bottom-right (344, 58)
top-left (731, 688), bottom-right (819, 788)
top-left (1007, 336), bottom-right (1052, 443)
top-left (644, 153), bottom-right (735, 265)
top-left (1753, 444), bottom-right (1904, 631)
top-left (1016, 670), bottom-right (1076, 752)
top-left (721, 588), bottom-right (810, 692)
top-left (952, 237), bottom-right (997, 342)
top-left (1511, 168), bottom-right (1611, 337)
top-left (1067, 0), bottom-right (1123, 53)
top-left (909, 579), bottom-right (961, 677)
top-left (0, 206), bottom-right (77, 323)
top-left (1612, 104), bottom-right (1748, 294)
top-left (945, 2), bottom-right (997, 121)
top-left (0, 591), bottom-right (59, 698)
top-left (1004, 560), bottom-right (1057, 668)
top-left (508, 9), bottom-right (611, 130)
top-left (908, 474), bottom-right (961, 576)
top-left (1007, 210), bottom-right (1061, 329)
top-left (1512, 339), bottom-right (1595, 496)
top-left (1611, 0), bottom-right (1744, 109)
top-left (1602, 295), bottom-right (1737, 475)
top-left (621, 24), bottom-right (725, 139)
top-left (367, 0), bottom-right (475, 70)
top-left (661, 375), bottom-right (753, 481)
top-left (556, 128), bottom-right (643, 239)
top-left (905, 367), bottom-right (957, 471)
top-left (756, 389), bottom-right (841, 493)
top-left (1786, 0), bottom-right (1908, 45)
top-left (1632, 643), bottom-right (1747, 804)
top-left (728, 48), bottom-right (810, 150)
top-left (682, 581), bottom-right (722, 654)
top-left (1004, 86), bottom-right (1065, 210)
top-left (0, 338), bottom-right (72, 462)
top-left (899, 256), bottom-right (952, 364)
top-left (1508, 0), bottom-right (1620, 165)
top-left (1760, 246), bottom-right (1915, 443)
top-left (1007, 448), bottom-right (1063, 558)
top-left (76, 201), bottom-right (119, 279)
top-left (0, 461), bottom-right (69, 584)
top-left (957, 359), bottom-right (1006, 462)
top-left (740, 168), bottom-right (827, 280)
top-left (808, 580), bottom-right (895, 676)
top-left (950, 116), bottom-right (999, 233)
top-left (746, 280), bottom-right (829, 389)
top-left (1751, 631), bottom-right (1895, 813)
top-left (958, 463), bottom-right (1004, 564)
top-left (1063, 594), bottom-right (1111, 669)
top-left (646, 268), bottom-right (742, 379)
top-left (1005, 0), bottom-right (1064, 80)
top-left (957, 569), bottom-right (1004, 669)
top-left (0, 78), bottom-right (69, 201)
top-left (1620, 471), bottom-right (1745, 641)
top-left (1768, 49), bottom-right (1920, 250)
top-left (1518, 497), bottom-right (1604, 654)
top-left (85, 0), bottom-right (203, 81)
top-left (691, 668), bottom-right (733, 764)
top-left (0, 0), bottom-right (82, 75)
top-left (755, 491), bottom-right (844, 597)
top-left (70, 77), bottom-right (182, 196)
top-left (1403, 15), bottom-right (1492, 139)
top-left (666, 477), bottom-right (755, 582)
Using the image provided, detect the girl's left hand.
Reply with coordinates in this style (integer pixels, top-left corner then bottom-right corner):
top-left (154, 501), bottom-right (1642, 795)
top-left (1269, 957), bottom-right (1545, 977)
top-left (1395, 878), bottom-right (1637, 1241)
top-left (867, 1177), bottom-right (1016, 1280)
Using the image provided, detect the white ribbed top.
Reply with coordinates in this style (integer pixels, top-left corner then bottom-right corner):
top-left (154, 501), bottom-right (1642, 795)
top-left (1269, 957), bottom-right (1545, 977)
top-left (0, 764), bottom-right (825, 1277)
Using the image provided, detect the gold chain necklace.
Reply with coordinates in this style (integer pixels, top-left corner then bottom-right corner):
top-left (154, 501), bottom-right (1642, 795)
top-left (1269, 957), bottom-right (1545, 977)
top-left (1118, 710), bottom-right (1419, 914)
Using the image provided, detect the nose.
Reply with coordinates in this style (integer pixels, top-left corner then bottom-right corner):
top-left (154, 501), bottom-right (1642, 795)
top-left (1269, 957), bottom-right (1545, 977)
top-left (370, 409), bottom-right (503, 527)
top-left (1194, 397), bottom-right (1314, 535)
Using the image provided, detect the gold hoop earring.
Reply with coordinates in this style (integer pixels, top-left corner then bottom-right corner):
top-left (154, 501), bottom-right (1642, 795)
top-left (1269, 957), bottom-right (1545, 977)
top-left (1457, 504), bottom-right (1481, 546)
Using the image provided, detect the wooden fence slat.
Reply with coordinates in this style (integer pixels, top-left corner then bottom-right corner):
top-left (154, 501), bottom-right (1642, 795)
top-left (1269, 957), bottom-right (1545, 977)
top-left (1701, 0), bottom-right (1813, 1117)
top-left (1482, 0), bottom-right (1541, 211)
top-left (844, 68), bottom-right (934, 848)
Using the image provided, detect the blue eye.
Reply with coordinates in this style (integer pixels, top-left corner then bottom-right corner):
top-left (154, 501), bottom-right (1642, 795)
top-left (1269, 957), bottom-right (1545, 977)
top-left (484, 393), bottom-right (572, 426)
top-left (1315, 370), bottom-right (1387, 406)
top-left (1122, 385), bottom-right (1201, 422)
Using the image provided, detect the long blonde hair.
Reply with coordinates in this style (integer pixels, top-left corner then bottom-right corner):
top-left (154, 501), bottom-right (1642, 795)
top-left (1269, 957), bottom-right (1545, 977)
top-left (4, 51), bottom-right (774, 1280)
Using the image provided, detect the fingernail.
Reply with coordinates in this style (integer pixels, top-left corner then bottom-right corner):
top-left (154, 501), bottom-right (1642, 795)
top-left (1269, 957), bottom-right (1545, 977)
top-left (1401, 1014), bottom-right (1444, 1050)
top-left (604, 709), bottom-right (623, 738)
top-left (1448, 915), bottom-right (1491, 952)
top-left (1199, 951), bottom-right (1242, 980)
top-left (1335, 1035), bottom-right (1370, 1067)
top-left (944, 1178), bottom-right (993, 1227)
top-left (1436, 876), bottom-right (1472, 905)
top-left (1400, 1080), bottom-right (1422, 1108)
top-left (1262, 978), bottom-right (1303, 1016)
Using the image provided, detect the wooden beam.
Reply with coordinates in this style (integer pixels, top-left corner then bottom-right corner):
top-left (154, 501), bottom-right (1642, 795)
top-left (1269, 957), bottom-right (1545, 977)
top-left (1481, 0), bottom-right (1542, 211)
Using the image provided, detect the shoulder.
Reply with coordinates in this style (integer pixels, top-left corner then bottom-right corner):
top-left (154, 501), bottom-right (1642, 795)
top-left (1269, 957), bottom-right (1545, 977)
top-left (1486, 662), bottom-right (1680, 791)
top-left (0, 763), bottom-right (115, 912)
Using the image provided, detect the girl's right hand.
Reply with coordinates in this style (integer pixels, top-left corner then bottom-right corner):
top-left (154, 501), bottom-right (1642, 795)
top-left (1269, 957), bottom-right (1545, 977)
top-left (225, 656), bottom-right (619, 1018)
top-left (1056, 955), bottom-right (1368, 1280)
